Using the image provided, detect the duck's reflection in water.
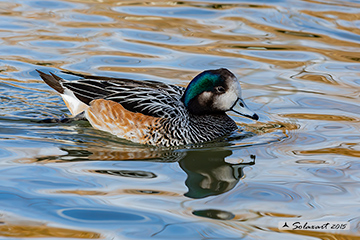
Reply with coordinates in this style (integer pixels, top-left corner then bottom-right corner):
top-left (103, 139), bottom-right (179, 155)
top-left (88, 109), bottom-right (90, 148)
top-left (179, 150), bottom-right (255, 199)
top-left (36, 145), bottom-right (255, 199)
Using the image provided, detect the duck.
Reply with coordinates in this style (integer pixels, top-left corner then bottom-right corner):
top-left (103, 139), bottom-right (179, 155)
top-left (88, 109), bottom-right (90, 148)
top-left (37, 68), bottom-right (258, 147)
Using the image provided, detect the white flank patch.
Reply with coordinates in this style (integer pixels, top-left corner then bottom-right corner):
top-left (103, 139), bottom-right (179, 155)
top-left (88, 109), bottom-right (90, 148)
top-left (61, 88), bottom-right (89, 116)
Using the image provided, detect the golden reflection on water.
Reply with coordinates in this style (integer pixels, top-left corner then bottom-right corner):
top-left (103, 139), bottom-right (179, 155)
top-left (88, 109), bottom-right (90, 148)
top-left (242, 121), bottom-right (298, 136)
top-left (3, 0), bottom-right (360, 74)
top-left (0, 224), bottom-right (101, 238)
top-left (281, 113), bottom-right (358, 122)
top-left (297, 143), bottom-right (360, 158)
top-left (260, 211), bottom-right (299, 218)
top-left (296, 73), bottom-right (339, 85)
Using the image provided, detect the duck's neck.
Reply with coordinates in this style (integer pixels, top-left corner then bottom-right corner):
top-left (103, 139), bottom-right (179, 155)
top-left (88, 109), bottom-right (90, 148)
top-left (154, 113), bottom-right (237, 147)
top-left (186, 113), bottom-right (237, 144)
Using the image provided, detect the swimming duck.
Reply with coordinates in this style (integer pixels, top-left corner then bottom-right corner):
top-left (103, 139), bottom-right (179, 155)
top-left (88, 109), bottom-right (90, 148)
top-left (37, 68), bottom-right (258, 147)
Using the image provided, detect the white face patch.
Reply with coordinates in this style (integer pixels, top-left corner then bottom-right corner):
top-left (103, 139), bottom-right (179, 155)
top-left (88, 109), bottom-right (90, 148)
top-left (198, 91), bottom-right (212, 104)
top-left (212, 77), bottom-right (241, 111)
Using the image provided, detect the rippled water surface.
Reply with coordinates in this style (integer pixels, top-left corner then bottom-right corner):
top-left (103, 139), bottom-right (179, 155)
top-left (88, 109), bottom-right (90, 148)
top-left (1, 0), bottom-right (360, 239)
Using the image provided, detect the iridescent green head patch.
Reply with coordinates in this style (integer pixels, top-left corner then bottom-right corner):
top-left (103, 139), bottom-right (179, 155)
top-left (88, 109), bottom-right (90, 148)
top-left (182, 70), bottom-right (224, 107)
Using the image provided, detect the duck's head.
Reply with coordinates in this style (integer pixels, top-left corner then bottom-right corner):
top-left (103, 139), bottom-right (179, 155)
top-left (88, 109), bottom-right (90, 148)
top-left (181, 68), bottom-right (259, 120)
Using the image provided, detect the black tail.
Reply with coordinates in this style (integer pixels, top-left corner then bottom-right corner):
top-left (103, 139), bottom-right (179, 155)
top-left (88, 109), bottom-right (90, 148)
top-left (36, 70), bottom-right (65, 94)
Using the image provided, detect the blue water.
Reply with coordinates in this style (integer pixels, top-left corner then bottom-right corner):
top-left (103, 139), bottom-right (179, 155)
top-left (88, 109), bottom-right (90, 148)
top-left (0, 0), bottom-right (360, 239)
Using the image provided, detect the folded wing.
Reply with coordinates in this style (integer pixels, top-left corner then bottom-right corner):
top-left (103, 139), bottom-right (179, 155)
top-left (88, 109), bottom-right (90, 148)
top-left (38, 70), bottom-right (187, 119)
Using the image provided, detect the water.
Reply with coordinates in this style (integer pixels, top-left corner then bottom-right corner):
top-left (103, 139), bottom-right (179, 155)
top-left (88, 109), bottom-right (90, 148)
top-left (0, 0), bottom-right (360, 239)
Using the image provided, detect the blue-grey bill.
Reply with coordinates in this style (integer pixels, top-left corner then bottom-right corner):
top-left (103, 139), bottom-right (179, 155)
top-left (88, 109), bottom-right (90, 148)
top-left (230, 99), bottom-right (259, 120)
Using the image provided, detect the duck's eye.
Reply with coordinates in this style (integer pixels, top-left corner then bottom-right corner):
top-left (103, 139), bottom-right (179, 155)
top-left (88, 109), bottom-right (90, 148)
top-left (214, 86), bottom-right (225, 94)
